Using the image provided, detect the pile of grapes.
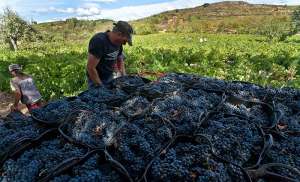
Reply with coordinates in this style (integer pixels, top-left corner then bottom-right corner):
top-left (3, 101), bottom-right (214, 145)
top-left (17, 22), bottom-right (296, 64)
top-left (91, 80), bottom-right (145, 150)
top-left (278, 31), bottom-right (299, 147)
top-left (1, 73), bottom-right (299, 182)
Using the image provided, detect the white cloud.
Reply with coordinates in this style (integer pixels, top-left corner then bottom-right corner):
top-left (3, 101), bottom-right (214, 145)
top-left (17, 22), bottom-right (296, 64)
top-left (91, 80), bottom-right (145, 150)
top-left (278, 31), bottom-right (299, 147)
top-left (82, 3), bottom-right (101, 8)
top-left (0, 0), bottom-right (68, 20)
top-left (0, 0), bottom-right (21, 11)
top-left (34, 6), bottom-right (102, 16)
top-left (83, 0), bottom-right (117, 2)
top-left (2, 0), bottom-right (299, 22)
top-left (77, 0), bottom-right (204, 21)
top-left (33, 0), bottom-right (202, 20)
top-left (76, 0), bottom-right (300, 21)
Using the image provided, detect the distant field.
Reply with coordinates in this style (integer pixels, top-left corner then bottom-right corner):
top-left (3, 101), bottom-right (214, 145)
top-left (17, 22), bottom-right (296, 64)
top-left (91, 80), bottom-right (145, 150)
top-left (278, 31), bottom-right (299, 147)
top-left (0, 33), bottom-right (299, 100)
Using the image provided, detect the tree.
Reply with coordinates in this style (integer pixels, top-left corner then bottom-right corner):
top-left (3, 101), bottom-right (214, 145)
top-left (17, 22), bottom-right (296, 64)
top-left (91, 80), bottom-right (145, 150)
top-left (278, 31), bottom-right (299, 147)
top-left (258, 16), bottom-right (296, 41)
top-left (292, 6), bottom-right (300, 33)
top-left (0, 8), bottom-right (36, 51)
top-left (66, 17), bottom-right (79, 29)
top-left (203, 3), bottom-right (210, 8)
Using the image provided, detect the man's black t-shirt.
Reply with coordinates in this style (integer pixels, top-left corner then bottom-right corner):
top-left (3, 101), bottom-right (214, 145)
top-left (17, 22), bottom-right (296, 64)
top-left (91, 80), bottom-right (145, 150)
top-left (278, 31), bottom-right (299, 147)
top-left (88, 31), bottom-right (123, 84)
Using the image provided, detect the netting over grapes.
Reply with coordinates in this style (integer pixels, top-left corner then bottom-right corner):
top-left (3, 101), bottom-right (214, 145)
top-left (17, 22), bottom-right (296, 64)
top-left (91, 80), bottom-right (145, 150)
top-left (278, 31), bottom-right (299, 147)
top-left (1, 73), bottom-right (299, 182)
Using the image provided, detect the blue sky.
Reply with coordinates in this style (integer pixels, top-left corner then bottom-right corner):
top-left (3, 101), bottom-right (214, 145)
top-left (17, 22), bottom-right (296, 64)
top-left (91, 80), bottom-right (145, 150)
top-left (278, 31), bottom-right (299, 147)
top-left (0, 0), bottom-right (299, 23)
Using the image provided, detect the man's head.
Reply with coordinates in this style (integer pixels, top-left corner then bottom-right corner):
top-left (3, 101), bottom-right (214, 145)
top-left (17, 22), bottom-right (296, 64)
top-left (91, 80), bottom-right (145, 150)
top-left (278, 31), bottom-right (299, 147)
top-left (8, 64), bottom-right (22, 76)
top-left (112, 21), bottom-right (133, 46)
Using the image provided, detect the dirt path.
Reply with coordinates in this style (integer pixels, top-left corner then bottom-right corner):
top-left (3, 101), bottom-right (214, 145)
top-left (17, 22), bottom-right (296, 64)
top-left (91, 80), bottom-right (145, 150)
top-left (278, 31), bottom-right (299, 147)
top-left (0, 92), bottom-right (29, 118)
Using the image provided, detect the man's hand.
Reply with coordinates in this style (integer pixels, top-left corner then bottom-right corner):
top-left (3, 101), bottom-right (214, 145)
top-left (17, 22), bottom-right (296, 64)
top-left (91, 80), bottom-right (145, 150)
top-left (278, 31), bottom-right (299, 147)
top-left (10, 104), bottom-right (20, 112)
top-left (93, 82), bottom-right (102, 88)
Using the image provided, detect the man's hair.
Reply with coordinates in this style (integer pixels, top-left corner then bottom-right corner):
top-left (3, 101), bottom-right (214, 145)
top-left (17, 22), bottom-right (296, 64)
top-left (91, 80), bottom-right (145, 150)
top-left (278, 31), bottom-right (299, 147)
top-left (112, 26), bottom-right (120, 33)
top-left (111, 21), bottom-right (133, 46)
top-left (112, 21), bottom-right (133, 35)
top-left (112, 26), bottom-right (129, 36)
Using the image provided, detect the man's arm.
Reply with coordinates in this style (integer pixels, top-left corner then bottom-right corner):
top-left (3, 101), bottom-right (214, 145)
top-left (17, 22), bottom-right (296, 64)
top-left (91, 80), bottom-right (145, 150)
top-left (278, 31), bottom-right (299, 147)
top-left (87, 53), bottom-right (102, 86)
top-left (119, 59), bottom-right (126, 76)
top-left (117, 55), bottom-right (126, 76)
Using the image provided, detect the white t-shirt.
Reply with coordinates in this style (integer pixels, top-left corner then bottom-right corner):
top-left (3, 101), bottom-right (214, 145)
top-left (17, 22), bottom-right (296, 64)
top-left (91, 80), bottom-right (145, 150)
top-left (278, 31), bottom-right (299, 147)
top-left (10, 76), bottom-right (42, 105)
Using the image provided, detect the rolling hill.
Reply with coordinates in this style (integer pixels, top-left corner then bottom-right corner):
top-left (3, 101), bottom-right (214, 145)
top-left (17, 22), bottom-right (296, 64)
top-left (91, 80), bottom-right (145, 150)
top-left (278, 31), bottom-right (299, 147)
top-left (34, 1), bottom-right (299, 39)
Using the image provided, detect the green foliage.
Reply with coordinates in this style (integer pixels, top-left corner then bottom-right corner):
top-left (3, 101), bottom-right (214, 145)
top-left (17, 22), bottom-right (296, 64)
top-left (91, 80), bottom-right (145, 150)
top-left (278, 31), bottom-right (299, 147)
top-left (1, 33), bottom-right (299, 101)
top-left (126, 33), bottom-right (300, 88)
top-left (0, 43), bottom-right (87, 100)
top-left (292, 6), bottom-right (300, 32)
top-left (133, 23), bottom-right (158, 35)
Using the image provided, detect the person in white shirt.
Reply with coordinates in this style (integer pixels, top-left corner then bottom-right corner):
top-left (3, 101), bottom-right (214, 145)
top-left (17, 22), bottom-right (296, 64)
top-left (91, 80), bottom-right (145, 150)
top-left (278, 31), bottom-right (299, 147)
top-left (9, 64), bottom-right (42, 112)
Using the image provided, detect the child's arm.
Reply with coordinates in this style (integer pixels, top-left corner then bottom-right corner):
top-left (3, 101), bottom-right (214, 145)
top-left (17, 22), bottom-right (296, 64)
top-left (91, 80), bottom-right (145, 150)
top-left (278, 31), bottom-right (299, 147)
top-left (10, 80), bottom-right (21, 111)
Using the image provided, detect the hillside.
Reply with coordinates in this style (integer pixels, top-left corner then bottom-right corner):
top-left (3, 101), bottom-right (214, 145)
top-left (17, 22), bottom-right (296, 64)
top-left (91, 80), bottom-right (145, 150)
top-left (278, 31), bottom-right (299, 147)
top-left (132, 1), bottom-right (297, 34)
top-left (34, 19), bottom-right (113, 42)
top-left (34, 1), bottom-right (299, 38)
